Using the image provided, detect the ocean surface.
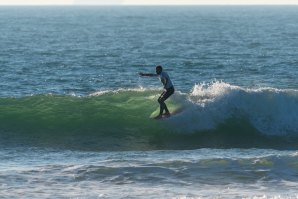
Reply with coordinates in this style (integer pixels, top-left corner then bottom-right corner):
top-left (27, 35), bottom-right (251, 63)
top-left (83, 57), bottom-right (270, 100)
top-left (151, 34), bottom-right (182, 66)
top-left (1, 6), bottom-right (298, 198)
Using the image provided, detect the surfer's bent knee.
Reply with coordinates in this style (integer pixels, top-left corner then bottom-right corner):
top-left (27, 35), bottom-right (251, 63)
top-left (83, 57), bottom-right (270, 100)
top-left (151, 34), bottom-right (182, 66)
top-left (158, 97), bottom-right (164, 104)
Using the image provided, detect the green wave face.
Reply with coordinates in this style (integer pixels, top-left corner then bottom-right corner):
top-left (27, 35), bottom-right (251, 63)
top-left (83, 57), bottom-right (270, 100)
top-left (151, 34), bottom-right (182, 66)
top-left (0, 90), bottom-right (178, 150)
top-left (0, 90), bottom-right (164, 133)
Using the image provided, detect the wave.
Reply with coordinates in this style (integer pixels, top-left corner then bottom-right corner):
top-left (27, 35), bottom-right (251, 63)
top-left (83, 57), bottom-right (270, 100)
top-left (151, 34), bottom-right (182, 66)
top-left (1, 82), bottom-right (298, 150)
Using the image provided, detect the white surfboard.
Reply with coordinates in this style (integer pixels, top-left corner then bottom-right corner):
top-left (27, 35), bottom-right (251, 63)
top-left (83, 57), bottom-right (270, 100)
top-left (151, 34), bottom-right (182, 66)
top-left (150, 103), bottom-right (184, 120)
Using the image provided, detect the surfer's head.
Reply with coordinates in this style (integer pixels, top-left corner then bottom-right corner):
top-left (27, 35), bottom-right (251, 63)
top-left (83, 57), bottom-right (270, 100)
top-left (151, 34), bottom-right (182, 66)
top-left (156, 65), bottom-right (162, 75)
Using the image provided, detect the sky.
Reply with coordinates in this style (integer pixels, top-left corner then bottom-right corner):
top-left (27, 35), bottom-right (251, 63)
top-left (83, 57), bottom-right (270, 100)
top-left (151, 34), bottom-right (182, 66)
top-left (0, 0), bottom-right (298, 5)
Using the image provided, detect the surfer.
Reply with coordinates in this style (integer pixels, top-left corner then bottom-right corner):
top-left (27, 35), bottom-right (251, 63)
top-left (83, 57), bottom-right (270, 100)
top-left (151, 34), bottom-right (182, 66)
top-left (139, 65), bottom-right (175, 119)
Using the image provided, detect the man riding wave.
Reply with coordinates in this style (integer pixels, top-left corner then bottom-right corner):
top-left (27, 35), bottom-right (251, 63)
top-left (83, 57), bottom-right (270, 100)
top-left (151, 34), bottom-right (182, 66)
top-left (139, 65), bottom-right (175, 119)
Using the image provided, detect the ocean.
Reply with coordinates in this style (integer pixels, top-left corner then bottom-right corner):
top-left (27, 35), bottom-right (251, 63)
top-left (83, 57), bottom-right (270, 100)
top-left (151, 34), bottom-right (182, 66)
top-left (1, 6), bottom-right (298, 198)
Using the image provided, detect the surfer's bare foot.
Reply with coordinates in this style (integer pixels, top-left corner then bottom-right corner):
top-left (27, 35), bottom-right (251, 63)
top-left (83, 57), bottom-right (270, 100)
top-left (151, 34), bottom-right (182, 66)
top-left (163, 112), bottom-right (171, 117)
top-left (154, 115), bottom-right (163, 119)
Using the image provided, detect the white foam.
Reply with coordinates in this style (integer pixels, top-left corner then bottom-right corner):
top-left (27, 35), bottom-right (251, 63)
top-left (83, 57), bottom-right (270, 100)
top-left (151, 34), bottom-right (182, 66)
top-left (89, 87), bottom-right (160, 96)
top-left (168, 81), bottom-right (298, 136)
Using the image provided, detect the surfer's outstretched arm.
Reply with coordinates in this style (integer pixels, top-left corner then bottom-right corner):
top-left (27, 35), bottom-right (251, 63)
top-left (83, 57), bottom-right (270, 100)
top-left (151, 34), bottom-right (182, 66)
top-left (139, 72), bottom-right (158, 77)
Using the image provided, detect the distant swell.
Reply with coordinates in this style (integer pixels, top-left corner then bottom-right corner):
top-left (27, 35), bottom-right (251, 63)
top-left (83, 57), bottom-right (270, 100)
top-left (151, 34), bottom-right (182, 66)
top-left (1, 82), bottom-right (298, 150)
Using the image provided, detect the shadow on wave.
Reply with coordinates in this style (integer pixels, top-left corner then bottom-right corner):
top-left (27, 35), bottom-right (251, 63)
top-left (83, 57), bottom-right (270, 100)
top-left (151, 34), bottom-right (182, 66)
top-left (1, 117), bottom-right (298, 151)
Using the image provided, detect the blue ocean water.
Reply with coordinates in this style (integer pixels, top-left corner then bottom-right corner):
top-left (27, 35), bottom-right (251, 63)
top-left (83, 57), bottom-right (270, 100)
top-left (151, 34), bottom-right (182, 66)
top-left (1, 6), bottom-right (298, 198)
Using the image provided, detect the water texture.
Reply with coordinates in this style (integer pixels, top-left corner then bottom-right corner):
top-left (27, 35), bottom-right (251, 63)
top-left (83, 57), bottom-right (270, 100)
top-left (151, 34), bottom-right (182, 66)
top-left (1, 6), bottom-right (298, 198)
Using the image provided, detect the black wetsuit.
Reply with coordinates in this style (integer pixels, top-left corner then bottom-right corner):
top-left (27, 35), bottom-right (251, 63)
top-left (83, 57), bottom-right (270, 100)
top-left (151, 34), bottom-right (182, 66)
top-left (158, 71), bottom-right (174, 115)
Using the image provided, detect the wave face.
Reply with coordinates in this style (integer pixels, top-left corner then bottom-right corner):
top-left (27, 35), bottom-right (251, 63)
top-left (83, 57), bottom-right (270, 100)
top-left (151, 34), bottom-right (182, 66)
top-left (1, 82), bottom-right (298, 150)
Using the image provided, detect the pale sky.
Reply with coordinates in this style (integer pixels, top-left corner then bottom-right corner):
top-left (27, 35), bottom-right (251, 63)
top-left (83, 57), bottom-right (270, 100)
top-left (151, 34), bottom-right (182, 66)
top-left (0, 0), bottom-right (298, 5)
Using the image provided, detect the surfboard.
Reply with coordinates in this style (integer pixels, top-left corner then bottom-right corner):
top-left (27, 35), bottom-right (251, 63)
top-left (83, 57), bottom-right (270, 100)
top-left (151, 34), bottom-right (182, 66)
top-left (155, 108), bottom-right (184, 120)
top-left (150, 102), bottom-right (184, 120)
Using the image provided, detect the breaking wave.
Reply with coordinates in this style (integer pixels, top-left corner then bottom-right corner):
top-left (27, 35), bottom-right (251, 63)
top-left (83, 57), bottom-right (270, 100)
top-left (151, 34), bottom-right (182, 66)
top-left (1, 82), bottom-right (298, 150)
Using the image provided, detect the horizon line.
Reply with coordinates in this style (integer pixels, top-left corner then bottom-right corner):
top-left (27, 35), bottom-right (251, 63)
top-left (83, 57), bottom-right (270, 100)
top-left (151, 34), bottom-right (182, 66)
top-left (1, 4), bottom-right (298, 6)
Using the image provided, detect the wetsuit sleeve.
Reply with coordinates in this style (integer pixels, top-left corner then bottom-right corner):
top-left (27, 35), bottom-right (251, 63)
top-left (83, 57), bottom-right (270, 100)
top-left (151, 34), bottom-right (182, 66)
top-left (161, 76), bottom-right (167, 88)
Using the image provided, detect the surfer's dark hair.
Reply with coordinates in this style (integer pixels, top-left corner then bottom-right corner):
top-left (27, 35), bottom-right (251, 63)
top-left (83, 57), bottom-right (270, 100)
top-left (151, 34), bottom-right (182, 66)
top-left (156, 65), bottom-right (163, 71)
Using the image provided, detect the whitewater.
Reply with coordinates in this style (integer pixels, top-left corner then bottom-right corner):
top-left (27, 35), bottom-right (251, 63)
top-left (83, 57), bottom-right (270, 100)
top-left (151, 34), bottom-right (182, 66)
top-left (1, 6), bottom-right (298, 198)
